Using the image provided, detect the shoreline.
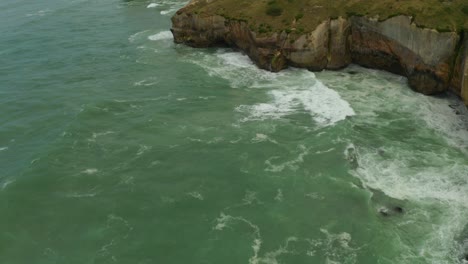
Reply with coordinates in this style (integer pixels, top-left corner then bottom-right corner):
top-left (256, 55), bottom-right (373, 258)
top-left (171, 1), bottom-right (468, 108)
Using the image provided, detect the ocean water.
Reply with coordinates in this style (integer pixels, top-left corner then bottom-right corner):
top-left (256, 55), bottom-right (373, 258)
top-left (1, 0), bottom-right (468, 263)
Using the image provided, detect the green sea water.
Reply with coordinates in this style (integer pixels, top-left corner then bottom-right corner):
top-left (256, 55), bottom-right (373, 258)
top-left (1, 0), bottom-right (468, 263)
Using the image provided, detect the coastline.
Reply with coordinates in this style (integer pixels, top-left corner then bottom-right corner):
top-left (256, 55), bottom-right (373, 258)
top-left (171, 0), bottom-right (468, 107)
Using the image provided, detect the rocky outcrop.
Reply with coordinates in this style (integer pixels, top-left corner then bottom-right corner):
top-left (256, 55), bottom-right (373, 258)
top-left (351, 16), bottom-right (459, 95)
top-left (171, 13), bottom-right (353, 72)
top-left (171, 7), bottom-right (468, 106)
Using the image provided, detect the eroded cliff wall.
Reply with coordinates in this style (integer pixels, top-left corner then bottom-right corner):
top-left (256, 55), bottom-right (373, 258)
top-left (171, 8), bottom-right (468, 105)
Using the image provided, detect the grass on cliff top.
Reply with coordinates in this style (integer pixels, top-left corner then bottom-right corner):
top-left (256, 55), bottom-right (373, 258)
top-left (185, 0), bottom-right (468, 35)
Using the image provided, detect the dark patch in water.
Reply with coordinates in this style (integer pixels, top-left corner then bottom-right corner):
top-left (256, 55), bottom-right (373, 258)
top-left (345, 145), bottom-right (359, 169)
top-left (378, 205), bottom-right (404, 217)
top-left (393, 206), bottom-right (404, 213)
top-left (379, 208), bottom-right (390, 217)
top-left (377, 149), bottom-right (385, 155)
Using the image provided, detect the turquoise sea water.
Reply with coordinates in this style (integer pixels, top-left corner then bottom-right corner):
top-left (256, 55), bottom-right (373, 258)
top-left (1, 0), bottom-right (468, 263)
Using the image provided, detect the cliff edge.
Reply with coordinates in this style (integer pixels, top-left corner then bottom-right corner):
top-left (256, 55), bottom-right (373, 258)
top-left (171, 0), bottom-right (468, 105)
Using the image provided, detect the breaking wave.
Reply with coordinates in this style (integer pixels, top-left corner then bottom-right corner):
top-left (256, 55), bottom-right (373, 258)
top-left (188, 50), bottom-right (354, 126)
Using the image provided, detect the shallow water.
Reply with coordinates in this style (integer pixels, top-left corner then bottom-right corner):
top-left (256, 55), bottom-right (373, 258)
top-left (1, 0), bottom-right (467, 263)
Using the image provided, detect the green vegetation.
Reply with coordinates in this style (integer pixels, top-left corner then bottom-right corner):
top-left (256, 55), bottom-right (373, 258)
top-left (266, 1), bottom-right (283, 17)
top-left (257, 23), bottom-right (273, 33)
top-left (295, 13), bottom-right (304, 20)
top-left (187, 0), bottom-right (467, 35)
top-left (462, 5), bottom-right (468, 15)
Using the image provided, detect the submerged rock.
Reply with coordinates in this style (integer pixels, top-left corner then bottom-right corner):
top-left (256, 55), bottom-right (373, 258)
top-left (344, 144), bottom-right (359, 169)
top-left (393, 206), bottom-right (404, 214)
top-left (378, 207), bottom-right (390, 217)
top-left (378, 206), bottom-right (404, 217)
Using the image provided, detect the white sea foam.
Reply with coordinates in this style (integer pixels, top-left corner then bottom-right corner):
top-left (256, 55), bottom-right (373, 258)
top-left (188, 50), bottom-right (279, 88)
top-left (348, 143), bottom-right (468, 263)
top-left (88, 131), bottom-right (115, 142)
top-left (265, 145), bottom-right (309, 172)
top-left (315, 148), bottom-right (335, 154)
top-left (26, 9), bottom-right (51, 17)
top-left (157, 0), bottom-right (186, 16)
top-left (230, 137), bottom-right (242, 144)
top-left (214, 217), bottom-right (357, 264)
top-left (136, 145), bottom-right (151, 156)
top-left (146, 3), bottom-right (159, 8)
top-left (189, 50), bottom-right (354, 126)
top-left (82, 168), bottom-right (98, 175)
top-left (315, 66), bottom-right (468, 264)
top-left (351, 146), bottom-right (468, 206)
top-left (0, 147), bottom-right (8, 152)
top-left (318, 65), bottom-right (468, 153)
top-left (187, 191), bottom-right (204, 200)
top-left (213, 213), bottom-right (262, 264)
top-left (128, 30), bottom-right (150, 43)
top-left (119, 175), bottom-right (135, 186)
top-left (187, 136), bottom-right (223, 144)
top-left (105, 214), bottom-right (133, 241)
top-left (1, 179), bottom-right (14, 190)
top-left (251, 133), bottom-right (278, 144)
top-left (274, 189), bottom-right (283, 202)
top-left (198, 96), bottom-right (216, 100)
top-left (214, 213), bottom-right (260, 235)
top-left (66, 192), bottom-right (97, 198)
top-left (237, 79), bottom-right (355, 126)
top-left (160, 9), bottom-right (174, 15)
top-left (242, 190), bottom-right (262, 205)
top-left (416, 97), bottom-right (468, 154)
top-left (148, 31), bottom-right (173, 41)
top-left (305, 192), bottom-right (325, 200)
top-left (223, 190), bottom-right (263, 210)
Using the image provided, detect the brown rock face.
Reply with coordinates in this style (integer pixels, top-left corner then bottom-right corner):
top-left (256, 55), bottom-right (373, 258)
top-left (171, 10), bottom-right (467, 105)
top-left (350, 16), bottom-right (459, 95)
top-left (328, 17), bottom-right (352, 70)
top-left (171, 12), bottom-right (227, 47)
top-left (283, 21), bottom-right (330, 70)
top-left (452, 34), bottom-right (468, 105)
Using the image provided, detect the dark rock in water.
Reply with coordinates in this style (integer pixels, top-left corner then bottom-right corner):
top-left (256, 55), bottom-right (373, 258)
top-left (378, 207), bottom-right (390, 216)
top-left (378, 149), bottom-right (386, 156)
top-left (393, 206), bottom-right (404, 213)
top-left (348, 71), bottom-right (359, 75)
top-left (378, 206), bottom-right (404, 217)
top-left (464, 254), bottom-right (468, 261)
top-left (345, 145), bottom-right (359, 169)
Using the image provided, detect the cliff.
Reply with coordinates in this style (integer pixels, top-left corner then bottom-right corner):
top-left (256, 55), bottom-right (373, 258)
top-left (171, 0), bottom-right (468, 105)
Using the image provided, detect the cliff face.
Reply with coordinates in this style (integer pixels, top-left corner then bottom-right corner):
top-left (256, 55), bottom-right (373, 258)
top-left (351, 16), bottom-right (459, 95)
top-left (454, 36), bottom-right (468, 104)
top-left (171, 6), bottom-right (468, 105)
